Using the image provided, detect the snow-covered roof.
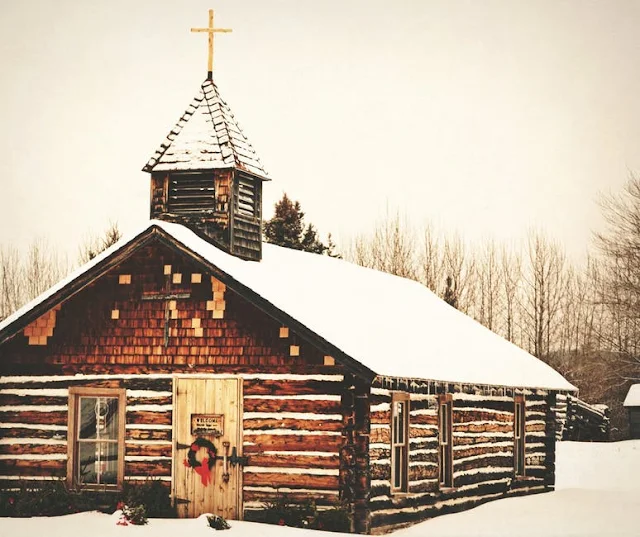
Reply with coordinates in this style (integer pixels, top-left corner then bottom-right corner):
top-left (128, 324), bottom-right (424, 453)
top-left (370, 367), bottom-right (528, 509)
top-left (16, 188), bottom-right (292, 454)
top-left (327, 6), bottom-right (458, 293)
top-left (0, 221), bottom-right (576, 392)
top-left (623, 384), bottom-right (640, 407)
top-left (143, 79), bottom-right (268, 179)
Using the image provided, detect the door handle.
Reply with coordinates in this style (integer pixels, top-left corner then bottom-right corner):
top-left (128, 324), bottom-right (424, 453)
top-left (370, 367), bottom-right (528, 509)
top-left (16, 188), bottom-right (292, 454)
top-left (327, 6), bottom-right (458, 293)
top-left (222, 441), bottom-right (230, 482)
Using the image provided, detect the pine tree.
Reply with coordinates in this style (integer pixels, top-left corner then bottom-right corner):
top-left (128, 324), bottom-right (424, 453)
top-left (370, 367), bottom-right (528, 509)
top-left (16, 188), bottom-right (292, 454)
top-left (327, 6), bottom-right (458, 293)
top-left (264, 194), bottom-right (338, 256)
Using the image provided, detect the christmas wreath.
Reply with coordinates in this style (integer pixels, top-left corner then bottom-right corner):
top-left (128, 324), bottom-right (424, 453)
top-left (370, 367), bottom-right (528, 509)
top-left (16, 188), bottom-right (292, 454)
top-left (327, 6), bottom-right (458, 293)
top-left (186, 437), bottom-right (217, 471)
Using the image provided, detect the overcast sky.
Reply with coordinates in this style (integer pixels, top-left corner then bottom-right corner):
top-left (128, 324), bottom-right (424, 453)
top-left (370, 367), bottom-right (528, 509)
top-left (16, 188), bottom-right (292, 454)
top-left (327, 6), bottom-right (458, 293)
top-left (1, 0), bottom-right (638, 262)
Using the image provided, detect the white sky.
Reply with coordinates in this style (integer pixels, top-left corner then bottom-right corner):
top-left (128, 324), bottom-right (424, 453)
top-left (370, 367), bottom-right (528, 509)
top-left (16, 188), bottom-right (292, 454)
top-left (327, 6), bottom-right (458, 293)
top-left (1, 0), bottom-right (638, 262)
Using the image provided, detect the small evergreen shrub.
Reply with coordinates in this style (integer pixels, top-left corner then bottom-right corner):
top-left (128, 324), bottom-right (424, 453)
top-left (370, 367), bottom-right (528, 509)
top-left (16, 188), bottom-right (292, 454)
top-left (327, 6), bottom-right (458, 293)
top-left (316, 505), bottom-right (352, 533)
top-left (258, 493), bottom-right (352, 532)
top-left (120, 479), bottom-right (175, 518)
top-left (0, 480), bottom-right (121, 517)
top-left (261, 494), bottom-right (316, 527)
top-left (117, 503), bottom-right (148, 526)
top-left (207, 514), bottom-right (231, 530)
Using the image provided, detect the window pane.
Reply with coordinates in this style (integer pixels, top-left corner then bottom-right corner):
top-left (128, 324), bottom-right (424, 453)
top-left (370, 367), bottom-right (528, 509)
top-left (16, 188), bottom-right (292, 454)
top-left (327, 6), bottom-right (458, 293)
top-left (397, 402), bottom-right (405, 444)
top-left (77, 441), bottom-right (119, 485)
top-left (394, 446), bottom-right (403, 488)
top-left (79, 397), bottom-right (119, 440)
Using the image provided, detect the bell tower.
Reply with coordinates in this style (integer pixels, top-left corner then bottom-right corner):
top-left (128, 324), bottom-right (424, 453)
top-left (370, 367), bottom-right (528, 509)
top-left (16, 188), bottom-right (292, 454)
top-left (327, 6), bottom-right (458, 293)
top-left (142, 10), bottom-right (269, 261)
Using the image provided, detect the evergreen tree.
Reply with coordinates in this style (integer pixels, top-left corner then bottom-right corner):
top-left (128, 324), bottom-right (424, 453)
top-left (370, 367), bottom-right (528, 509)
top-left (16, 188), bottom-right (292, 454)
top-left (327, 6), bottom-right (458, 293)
top-left (264, 194), bottom-right (339, 256)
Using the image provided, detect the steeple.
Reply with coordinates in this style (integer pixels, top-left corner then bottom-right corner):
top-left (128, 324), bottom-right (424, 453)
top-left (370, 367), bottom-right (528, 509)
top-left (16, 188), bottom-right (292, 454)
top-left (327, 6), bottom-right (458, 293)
top-left (142, 10), bottom-right (269, 261)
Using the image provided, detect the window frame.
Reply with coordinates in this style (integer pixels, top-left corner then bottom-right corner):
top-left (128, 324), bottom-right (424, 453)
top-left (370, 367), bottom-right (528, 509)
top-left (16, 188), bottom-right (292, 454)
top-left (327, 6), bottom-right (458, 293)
top-left (438, 393), bottom-right (454, 489)
top-left (390, 392), bottom-right (410, 494)
top-left (514, 394), bottom-right (526, 477)
top-left (66, 387), bottom-right (126, 490)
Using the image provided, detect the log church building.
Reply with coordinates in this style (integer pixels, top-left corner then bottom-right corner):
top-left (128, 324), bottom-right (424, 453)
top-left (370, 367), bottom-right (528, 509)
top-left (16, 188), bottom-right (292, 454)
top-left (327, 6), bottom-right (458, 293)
top-left (0, 10), bottom-right (576, 534)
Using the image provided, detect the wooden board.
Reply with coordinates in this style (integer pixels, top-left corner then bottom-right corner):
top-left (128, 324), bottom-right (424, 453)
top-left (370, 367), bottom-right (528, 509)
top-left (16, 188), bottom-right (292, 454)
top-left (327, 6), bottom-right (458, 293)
top-left (173, 377), bottom-right (242, 519)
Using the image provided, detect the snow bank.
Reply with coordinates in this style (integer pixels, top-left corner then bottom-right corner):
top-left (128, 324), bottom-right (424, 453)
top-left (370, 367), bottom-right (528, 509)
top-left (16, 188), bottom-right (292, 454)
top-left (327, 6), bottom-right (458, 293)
top-left (2, 441), bottom-right (638, 536)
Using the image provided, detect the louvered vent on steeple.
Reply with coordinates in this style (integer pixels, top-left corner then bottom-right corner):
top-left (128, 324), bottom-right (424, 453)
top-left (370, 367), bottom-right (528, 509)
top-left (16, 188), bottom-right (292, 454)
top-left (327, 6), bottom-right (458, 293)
top-left (168, 174), bottom-right (215, 214)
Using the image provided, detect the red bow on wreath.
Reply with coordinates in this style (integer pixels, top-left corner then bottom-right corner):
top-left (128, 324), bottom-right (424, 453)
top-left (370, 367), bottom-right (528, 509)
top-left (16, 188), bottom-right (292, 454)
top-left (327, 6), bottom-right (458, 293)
top-left (183, 437), bottom-right (217, 486)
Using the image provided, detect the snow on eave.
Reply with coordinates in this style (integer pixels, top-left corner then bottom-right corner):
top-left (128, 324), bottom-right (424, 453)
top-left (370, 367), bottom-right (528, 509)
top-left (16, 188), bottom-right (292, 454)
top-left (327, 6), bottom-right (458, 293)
top-left (623, 384), bottom-right (640, 407)
top-left (0, 225), bottom-right (156, 343)
top-left (153, 221), bottom-right (576, 392)
top-left (0, 219), bottom-right (576, 393)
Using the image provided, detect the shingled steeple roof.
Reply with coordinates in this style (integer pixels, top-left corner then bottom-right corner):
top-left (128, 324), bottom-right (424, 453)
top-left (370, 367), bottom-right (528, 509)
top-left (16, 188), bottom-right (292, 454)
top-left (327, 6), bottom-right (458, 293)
top-left (143, 79), bottom-right (268, 179)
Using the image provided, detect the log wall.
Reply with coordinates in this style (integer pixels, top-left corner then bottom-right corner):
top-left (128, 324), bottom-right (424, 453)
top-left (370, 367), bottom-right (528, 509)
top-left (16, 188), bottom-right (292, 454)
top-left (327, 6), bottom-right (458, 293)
top-left (368, 381), bottom-right (555, 534)
top-left (0, 374), bottom-right (173, 489)
top-left (241, 373), bottom-right (345, 519)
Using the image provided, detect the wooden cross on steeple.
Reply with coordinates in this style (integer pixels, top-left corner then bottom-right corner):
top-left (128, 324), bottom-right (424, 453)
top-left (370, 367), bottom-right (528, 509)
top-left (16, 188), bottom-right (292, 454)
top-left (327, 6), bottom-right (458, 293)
top-left (191, 9), bottom-right (232, 80)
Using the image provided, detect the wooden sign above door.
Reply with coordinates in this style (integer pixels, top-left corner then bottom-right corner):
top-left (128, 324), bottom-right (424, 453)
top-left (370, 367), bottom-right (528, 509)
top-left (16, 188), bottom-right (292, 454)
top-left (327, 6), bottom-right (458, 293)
top-left (191, 414), bottom-right (224, 436)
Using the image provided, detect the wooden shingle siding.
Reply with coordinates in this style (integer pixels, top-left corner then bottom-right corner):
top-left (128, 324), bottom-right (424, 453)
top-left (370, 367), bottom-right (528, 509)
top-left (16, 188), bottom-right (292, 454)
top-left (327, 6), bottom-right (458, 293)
top-left (368, 384), bottom-right (555, 534)
top-left (0, 242), bottom-right (326, 372)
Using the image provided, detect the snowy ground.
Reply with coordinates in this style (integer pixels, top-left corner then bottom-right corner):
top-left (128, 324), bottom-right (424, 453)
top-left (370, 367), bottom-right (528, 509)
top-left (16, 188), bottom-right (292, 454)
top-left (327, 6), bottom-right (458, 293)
top-left (2, 441), bottom-right (638, 537)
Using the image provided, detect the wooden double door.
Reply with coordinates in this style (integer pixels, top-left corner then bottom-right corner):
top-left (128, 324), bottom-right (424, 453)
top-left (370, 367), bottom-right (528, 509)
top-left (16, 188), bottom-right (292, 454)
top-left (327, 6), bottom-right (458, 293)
top-left (173, 377), bottom-right (243, 519)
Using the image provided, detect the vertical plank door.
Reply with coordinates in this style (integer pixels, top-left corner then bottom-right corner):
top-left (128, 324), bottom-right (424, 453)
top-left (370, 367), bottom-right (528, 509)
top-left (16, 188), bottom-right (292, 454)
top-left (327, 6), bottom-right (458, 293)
top-left (173, 377), bottom-right (243, 519)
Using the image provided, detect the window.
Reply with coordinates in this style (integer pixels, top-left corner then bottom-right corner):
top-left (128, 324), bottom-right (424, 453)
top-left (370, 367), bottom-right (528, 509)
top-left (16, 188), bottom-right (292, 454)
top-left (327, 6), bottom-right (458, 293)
top-left (438, 394), bottom-right (453, 488)
top-left (168, 173), bottom-right (215, 214)
top-left (67, 387), bottom-right (126, 489)
top-left (514, 395), bottom-right (526, 476)
top-left (390, 392), bottom-right (409, 493)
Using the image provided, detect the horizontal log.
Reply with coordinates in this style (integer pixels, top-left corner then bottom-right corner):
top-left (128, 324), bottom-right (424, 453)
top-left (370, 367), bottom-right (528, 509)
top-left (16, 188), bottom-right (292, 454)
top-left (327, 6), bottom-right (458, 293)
top-left (408, 479), bottom-right (438, 494)
top-left (0, 379), bottom-right (122, 390)
top-left (128, 396), bottom-right (172, 406)
top-left (410, 413), bottom-right (438, 425)
top-left (370, 447), bottom-right (391, 461)
top-left (0, 411), bottom-right (67, 426)
top-left (0, 395), bottom-right (67, 406)
top-left (525, 423), bottom-right (546, 433)
top-left (0, 459), bottom-right (66, 476)
top-left (125, 460), bottom-right (171, 477)
top-left (243, 418), bottom-right (342, 432)
top-left (409, 426), bottom-right (437, 438)
top-left (408, 465), bottom-right (438, 482)
top-left (246, 454), bottom-right (340, 470)
top-left (243, 490), bottom-right (339, 506)
top-left (453, 423), bottom-right (513, 434)
top-left (243, 379), bottom-right (343, 396)
top-left (370, 428), bottom-right (390, 444)
top-left (453, 410), bottom-right (512, 423)
top-left (126, 428), bottom-right (171, 442)
top-left (454, 400), bottom-right (515, 412)
top-left (243, 399), bottom-right (341, 414)
top-left (371, 411), bottom-right (390, 424)
top-left (126, 411), bottom-right (172, 425)
top-left (0, 443), bottom-right (66, 456)
top-left (454, 468), bottom-right (513, 488)
top-left (125, 443), bottom-right (172, 458)
top-left (454, 443), bottom-right (514, 460)
top-left (453, 434), bottom-right (512, 445)
top-left (0, 427), bottom-right (66, 440)
top-left (409, 451), bottom-right (438, 464)
top-left (370, 464), bottom-right (391, 481)
top-left (454, 454), bottom-right (513, 473)
top-left (243, 472), bottom-right (339, 490)
top-left (244, 434), bottom-right (342, 453)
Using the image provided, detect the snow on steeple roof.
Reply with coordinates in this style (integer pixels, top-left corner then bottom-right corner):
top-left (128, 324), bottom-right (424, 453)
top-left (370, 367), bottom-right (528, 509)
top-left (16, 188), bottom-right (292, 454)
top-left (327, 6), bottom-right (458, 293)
top-left (143, 79), bottom-right (268, 179)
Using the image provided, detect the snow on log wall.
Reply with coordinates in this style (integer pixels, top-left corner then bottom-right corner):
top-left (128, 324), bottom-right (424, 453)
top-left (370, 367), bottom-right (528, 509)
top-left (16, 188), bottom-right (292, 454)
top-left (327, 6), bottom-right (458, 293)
top-left (0, 374), bottom-right (174, 488)
top-left (241, 374), bottom-right (344, 516)
top-left (368, 383), bottom-right (555, 534)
